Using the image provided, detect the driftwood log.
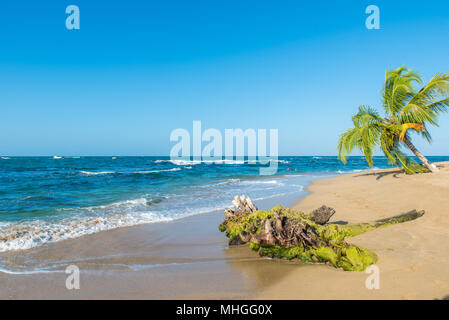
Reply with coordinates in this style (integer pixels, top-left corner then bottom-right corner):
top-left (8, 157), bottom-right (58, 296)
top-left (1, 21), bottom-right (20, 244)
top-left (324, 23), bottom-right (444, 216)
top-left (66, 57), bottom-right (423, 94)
top-left (219, 195), bottom-right (425, 271)
top-left (224, 195), bottom-right (258, 220)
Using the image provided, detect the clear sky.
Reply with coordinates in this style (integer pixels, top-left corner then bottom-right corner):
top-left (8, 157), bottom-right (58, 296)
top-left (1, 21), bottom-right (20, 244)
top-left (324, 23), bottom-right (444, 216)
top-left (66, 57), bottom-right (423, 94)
top-left (1, 0), bottom-right (449, 156)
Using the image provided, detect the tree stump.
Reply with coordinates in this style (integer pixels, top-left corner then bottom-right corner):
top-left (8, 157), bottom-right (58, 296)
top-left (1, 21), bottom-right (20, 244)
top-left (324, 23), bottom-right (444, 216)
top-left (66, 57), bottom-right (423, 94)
top-left (219, 197), bottom-right (426, 271)
top-left (309, 205), bottom-right (335, 225)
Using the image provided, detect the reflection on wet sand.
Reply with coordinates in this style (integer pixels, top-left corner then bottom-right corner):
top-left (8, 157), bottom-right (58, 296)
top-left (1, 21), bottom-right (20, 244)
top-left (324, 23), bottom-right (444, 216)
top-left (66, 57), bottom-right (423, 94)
top-left (0, 195), bottom-right (303, 299)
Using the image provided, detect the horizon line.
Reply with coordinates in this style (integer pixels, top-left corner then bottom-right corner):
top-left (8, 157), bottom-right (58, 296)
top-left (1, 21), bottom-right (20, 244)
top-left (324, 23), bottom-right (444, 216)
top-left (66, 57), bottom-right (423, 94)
top-left (2, 155), bottom-right (449, 158)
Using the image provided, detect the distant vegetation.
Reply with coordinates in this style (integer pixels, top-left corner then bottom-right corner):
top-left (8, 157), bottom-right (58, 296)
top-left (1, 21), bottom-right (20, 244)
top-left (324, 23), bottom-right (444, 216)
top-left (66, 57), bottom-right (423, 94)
top-left (338, 66), bottom-right (449, 173)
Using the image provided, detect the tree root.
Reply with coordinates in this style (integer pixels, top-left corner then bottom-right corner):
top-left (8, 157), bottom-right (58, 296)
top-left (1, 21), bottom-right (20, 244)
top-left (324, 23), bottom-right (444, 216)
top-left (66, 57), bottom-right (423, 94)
top-left (219, 198), bottom-right (425, 271)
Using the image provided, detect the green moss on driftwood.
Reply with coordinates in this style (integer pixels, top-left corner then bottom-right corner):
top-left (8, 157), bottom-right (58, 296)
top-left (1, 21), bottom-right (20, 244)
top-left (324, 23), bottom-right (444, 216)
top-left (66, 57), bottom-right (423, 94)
top-left (219, 205), bottom-right (424, 271)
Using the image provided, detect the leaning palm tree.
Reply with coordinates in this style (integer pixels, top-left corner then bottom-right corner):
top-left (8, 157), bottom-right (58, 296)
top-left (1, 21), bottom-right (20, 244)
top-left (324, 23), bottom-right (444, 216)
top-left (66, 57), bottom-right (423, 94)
top-left (338, 66), bottom-right (449, 174)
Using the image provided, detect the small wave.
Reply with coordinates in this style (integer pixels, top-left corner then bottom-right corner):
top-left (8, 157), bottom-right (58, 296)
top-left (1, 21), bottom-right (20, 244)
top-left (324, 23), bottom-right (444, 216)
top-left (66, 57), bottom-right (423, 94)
top-left (199, 178), bottom-right (240, 188)
top-left (52, 156), bottom-right (62, 159)
top-left (71, 156), bottom-right (81, 159)
top-left (170, 160), bottom-right (202, 165)
top-left (79, 168), bottom-right (181, 176)
top-left (1, 157), bottom-right (10, 160)
top-left (0, 266), bottom-right (61, 275)
top-left (0, 201), bottom-right (174, 252)
top-left (283, 174), bottom-right (304, 177)
top-left (0, 194), bottom-right (233, 252)
top-left (80, 171), bottom-right (116, 176)
top-left (155, 159), bottom-right (287, 165)
top-left (241, 180), bottom-right (280, 185)
top-left (83, 197), bottom-right (148, 210)
top-left (135, 168), bottom-right (181, 174)
top-left (216, 178), bottom-right (240, 186)
top-left (252, 186), bottom-right (305, 201)
top-left (155, 159), bottom-right (211, 166)
top-left (336, 167), bottom-right (378, 175)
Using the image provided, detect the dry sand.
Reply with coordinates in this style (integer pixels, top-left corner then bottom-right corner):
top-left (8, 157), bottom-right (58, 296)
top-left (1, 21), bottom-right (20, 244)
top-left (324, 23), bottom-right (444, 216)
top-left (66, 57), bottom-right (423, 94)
top-left (255, 162), bottom-right (449, 300)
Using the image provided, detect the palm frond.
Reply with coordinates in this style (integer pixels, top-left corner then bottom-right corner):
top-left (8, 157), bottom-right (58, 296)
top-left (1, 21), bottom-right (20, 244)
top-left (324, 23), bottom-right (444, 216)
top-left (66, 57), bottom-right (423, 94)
top-left (383, 66), bottom-right (421, 118)
top-left (397, 103), bottom-right (438, 125)
top-left (380, 129), bottom-right (398, 166)
top-left (400, 73), bottom-right (449, 120)
top-left (426, 97), bottom-right (449, 114)
top-left (337, 127), bottom-right (360, 164)
top-left (338, 106), bottom-right (384, 167)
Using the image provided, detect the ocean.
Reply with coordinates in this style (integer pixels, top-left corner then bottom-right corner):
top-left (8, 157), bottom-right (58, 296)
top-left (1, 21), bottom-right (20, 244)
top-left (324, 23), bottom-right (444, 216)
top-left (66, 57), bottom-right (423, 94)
top-left (1, 156), bottom-right (448, 252)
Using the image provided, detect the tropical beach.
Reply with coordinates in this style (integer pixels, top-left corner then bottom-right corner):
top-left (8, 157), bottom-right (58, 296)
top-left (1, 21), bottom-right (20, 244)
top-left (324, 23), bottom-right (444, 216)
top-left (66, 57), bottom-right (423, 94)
top-left (2, 1), bottom-right (449, 304)
top-left (1, 162), bottom-right (449, 299)
top-left (259, 162), bottom-right (449, 299)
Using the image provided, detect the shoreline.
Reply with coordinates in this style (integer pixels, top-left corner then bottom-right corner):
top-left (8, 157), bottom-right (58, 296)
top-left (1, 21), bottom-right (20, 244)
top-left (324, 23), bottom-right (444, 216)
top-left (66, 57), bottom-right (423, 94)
top-left (1, 163), bottom-right (449, 299)
top-left (0, 191), bottom-right (307, 299)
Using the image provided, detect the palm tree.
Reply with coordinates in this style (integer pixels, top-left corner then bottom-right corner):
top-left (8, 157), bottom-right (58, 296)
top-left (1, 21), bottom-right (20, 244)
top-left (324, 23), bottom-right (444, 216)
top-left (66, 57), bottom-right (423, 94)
top-left (338, 66), bottom-right (449, 174)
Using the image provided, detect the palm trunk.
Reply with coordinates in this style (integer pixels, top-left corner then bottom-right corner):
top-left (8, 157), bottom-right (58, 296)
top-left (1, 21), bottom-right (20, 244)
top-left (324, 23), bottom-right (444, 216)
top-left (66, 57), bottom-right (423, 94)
top-left (402, 136), bottom-right (439, 173)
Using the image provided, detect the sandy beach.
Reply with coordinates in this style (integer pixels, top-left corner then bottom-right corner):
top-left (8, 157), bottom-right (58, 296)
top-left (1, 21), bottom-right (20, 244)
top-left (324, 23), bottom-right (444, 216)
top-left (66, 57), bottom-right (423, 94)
top-left (1, 162), bottom-right (449, 299)
top-left (256, 161), bottom-right (449, 300)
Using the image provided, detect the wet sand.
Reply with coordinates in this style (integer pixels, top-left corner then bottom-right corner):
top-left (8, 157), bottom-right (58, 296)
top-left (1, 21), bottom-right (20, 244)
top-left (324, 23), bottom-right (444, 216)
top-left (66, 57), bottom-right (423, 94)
top-left (2, 163), bottom-right (449, 299)
top-left (0, 194), bottom-right (305, 299)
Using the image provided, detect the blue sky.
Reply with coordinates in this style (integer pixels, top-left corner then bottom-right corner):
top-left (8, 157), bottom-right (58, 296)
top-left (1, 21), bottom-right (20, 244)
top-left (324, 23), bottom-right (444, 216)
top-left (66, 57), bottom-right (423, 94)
top-left (1, 0), bottom-right (449, 156)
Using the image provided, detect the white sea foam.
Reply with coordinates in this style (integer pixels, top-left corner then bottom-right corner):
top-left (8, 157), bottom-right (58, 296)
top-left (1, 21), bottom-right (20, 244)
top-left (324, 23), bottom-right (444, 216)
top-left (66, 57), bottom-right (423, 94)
top-left (170, 160), bottom-right (203, 165)
top-left (0, 199), bottom-right (175, 252)
top-left (1, 157), bottom-right (10, 160)
top-left (335, 167), bottom-right (380, 175)
top-left (154, 159), bottom-right (197, 165)
top-left (0, 195), bottom-right (243, 252)
top-left (135, 168), bottom-right (181, 174)
top-left (0, 266), bottom-right (62, 275)
top-left (80, 171), bottom-right (116, 176)
top-left (199, 178), bottom-right (240, 188)
top-left (80, 168), bottom-right (181, 176)
top-left (52, 156), bottom-right (62, 159)
top-left (241, 180), bottom-right (281, 185)
top-left (154, 159), bottom-right (289, 165)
